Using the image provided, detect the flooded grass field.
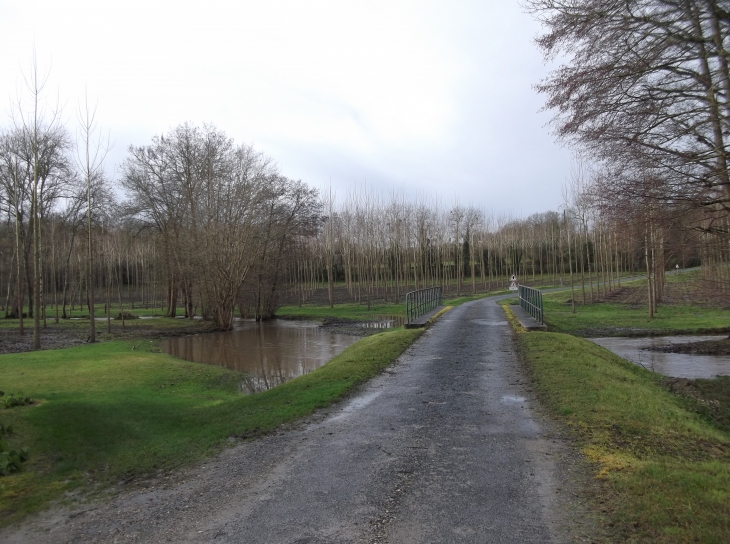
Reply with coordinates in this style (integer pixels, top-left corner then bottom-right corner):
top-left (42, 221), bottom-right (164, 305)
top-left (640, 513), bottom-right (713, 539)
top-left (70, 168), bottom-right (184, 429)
top-left (589, 335), bottom-right (730, 379)
top-left (161, 319), bottom-right (360, 393)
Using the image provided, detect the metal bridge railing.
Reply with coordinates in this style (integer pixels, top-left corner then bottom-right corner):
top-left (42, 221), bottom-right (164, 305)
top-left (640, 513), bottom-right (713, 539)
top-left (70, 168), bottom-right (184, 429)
top-left (518, 285), bottom-right (544, 324)
top-left (405, 286), bottom-right (442, 323)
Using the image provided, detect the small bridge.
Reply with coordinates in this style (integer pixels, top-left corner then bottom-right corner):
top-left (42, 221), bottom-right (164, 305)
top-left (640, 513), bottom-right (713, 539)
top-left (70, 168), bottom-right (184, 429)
top-left (511, 285), bottom-right (547, 331)
top-left (403, 284), bottom-right (547, 331)
top-left (404, 286), bottom-right (445, 328)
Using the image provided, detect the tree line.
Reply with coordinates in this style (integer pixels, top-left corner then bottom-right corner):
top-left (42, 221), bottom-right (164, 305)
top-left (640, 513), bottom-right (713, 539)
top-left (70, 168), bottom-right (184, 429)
top-left (4, 12), bottom-right (730, 352)
top-left (0, 115), bottom-right (719, 350)
top-left (526, 0), bottom-right (730, 307)
top-left (288, 182), bottom-right (713, 315)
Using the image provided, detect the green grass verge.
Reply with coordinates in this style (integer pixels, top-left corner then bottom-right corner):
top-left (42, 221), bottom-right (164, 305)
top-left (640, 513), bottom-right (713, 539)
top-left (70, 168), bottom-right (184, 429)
top-left (0, 328), bottom-right (421, 526)
top-left (671, 376), bottom-right (730, 434)
top-left (514, 328), bottom-right (730, 542)
top-left (541, 288), bottom-right (729, 336)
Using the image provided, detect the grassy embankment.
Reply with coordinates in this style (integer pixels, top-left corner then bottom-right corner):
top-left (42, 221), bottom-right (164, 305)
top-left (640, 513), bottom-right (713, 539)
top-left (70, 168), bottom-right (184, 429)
top-left (276, 292), bottom-right (494, 321)
top-left (504, 275), bottom-right (730, 541)
top-left (0, 328), bottom-right (421, 526)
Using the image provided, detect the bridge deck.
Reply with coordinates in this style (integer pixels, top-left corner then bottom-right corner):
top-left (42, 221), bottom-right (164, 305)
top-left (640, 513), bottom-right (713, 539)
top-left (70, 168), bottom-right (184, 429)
top-left (510, 304), bottom-right (548, 331)
top-left (404, 305), bottom-right (446, 328)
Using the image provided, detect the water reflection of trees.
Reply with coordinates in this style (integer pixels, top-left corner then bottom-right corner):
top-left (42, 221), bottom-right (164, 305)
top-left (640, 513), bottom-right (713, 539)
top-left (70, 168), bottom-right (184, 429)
top-left (240, 365), bottom-right (294, 394)
top-left (162, 321), bottom-right (358, 394)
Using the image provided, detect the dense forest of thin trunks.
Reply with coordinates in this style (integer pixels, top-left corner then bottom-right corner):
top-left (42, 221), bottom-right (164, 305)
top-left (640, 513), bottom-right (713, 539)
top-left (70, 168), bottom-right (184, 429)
top-left (1, 159), bottom-right (727, 340)
top-left (3, 0), bottom-right (730, 349)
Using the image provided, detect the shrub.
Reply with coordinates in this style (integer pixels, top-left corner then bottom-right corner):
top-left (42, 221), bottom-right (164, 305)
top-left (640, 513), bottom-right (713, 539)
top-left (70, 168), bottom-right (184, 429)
top-left (0, 421), bottom-right (29, 476)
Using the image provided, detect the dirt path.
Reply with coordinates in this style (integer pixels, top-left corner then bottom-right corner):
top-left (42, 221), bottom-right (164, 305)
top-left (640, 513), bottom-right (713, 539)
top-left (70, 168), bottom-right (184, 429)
top-left (1, 296), bottom-right (590, 543)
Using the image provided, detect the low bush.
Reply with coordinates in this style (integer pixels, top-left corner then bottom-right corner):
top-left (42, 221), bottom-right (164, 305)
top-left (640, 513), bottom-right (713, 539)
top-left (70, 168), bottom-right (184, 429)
top-left (0, 421), bottom-right (29, 476)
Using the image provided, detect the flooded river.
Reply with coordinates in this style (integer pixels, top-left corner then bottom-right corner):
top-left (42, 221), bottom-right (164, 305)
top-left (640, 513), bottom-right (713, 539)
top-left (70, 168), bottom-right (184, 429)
top-left (161, 320), bottom-right (360, 393)
top-left (589, 335), bottom-right (730, 379)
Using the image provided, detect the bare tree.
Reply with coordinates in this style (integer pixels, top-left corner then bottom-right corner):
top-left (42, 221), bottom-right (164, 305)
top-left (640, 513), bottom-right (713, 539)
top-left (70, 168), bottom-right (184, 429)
top-left (5, 56), bottom-right (72, 348)
top-left (527, 0), bottom-right (730, 220)
top-left (75, 92), bottom-right (110, 343)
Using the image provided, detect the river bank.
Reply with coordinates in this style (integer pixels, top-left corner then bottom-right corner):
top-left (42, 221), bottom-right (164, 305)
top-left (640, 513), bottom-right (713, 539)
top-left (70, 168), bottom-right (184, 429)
top-left (1, 296), bottom-right (586, 543)
top-left (0, 326), bottom-right (422, 527)
top-left (503, 276), bottom-right (730, 541)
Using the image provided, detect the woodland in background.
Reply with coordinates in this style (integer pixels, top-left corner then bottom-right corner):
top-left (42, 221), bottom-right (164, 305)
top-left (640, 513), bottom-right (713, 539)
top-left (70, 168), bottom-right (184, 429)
top-left (527, 0), bottom-right (730, 314)
top-left (4, 0), bottom-right (730, 351)
top-left (1, 142), bottom-right (726, 342)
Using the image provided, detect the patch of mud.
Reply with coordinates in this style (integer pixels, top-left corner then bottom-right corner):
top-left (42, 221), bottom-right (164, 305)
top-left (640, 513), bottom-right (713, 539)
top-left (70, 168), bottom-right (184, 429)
top-left (647, 337), bottom-right (730, 356)
top-left (0, 328), bottom-right (87, 354)
top-left (570, 278), bottom-right (730, 309)
top-left (665, 376), bottom-right (730, 433)
top-left (575, 327), bottom-right (730, 338)
top-left (319, 317), bottom-right (394, 337)
top-left (0, 322), bottom-right (218, 355)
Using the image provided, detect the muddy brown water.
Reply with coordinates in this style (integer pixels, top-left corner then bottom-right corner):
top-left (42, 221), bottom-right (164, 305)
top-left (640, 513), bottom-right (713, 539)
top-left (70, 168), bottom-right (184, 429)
top-left (160, 319), bottom-right (360, 393)
top-left (589, 335), bottom-right (730, 379)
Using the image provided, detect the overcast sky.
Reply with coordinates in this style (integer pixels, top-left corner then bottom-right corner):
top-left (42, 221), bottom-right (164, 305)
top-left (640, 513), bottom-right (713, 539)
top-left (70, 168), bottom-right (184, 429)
top-left (0, 0), bottom-right (571, 216)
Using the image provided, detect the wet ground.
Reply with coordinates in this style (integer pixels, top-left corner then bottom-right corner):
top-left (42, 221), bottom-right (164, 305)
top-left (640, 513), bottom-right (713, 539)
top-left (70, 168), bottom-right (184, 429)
top-left (0, 295), bottom-right (590, 543)
top-left (589, 335), bottom-right (730, 379)
top-left (0, 315), bottom-right (396, 357)
top-left (0, 327), bottom-right (88, 354)
top-left (648, 336), bottom-right (730, 356)
top-left (317, 315), bottom-right (405, 336)
top-left (0, 321), bottom-right (218, 355)
top-left (161, 320), bottom-right (360, 393)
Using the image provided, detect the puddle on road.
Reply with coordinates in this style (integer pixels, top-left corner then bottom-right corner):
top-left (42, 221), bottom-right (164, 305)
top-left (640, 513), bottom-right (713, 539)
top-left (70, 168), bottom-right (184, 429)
top-left (501, 395), bottom-right (526, 404)
top-left (589, 335), bottom-right (730, 379)
top-left (161, 320), bottom-right (359, 393)
top-left (328, 391), bottom-right (383, 422)
top-left (470, 319), bottom-right (508, 327)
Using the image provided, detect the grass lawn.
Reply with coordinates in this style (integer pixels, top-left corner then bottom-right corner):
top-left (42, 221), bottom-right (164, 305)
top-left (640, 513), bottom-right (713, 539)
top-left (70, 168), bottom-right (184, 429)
top-left (0, 328), bottom-right (421, 526)
top-left (535, 274), bottom-right (730, 337)
top-left (276, 292), bottom-right (494, 322)
top-left (542, 297), bottom-right (729, 336)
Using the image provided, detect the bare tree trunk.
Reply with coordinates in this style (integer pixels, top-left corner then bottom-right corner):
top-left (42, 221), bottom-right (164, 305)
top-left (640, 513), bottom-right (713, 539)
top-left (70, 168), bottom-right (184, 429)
top-left (579, 220), bottom-right (586, 304)
top-left (565, 211), bottom-right (575, 313)
top-left (15, 181), bottom-right (24, 334)
top-left (645, 227), bottom-right (654, 319)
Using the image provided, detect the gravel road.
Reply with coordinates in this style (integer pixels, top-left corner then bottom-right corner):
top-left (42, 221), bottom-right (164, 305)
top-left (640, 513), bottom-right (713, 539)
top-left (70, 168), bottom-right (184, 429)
top-left (2, 296), bottom-right (589, 543)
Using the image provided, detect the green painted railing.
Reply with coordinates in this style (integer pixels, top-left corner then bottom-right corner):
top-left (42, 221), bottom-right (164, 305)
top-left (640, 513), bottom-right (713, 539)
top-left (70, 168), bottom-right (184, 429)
top-left (518, 285), bottom-right (543, 324)
top-left (405, 287), bottom-right (442, 324)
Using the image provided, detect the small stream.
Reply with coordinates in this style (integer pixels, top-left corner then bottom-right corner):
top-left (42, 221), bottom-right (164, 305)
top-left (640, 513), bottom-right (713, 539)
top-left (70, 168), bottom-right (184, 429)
top-left (589, 335), bottom-right (730, 379)
top-left (161, 319), bottom-right (360, 393)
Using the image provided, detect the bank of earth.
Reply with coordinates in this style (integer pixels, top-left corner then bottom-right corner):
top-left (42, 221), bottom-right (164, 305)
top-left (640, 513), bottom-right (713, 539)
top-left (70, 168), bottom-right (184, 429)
top-left (504, 276), bottom-right (730, 542)
top-left (0, 325), bottom-right (422, 527)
